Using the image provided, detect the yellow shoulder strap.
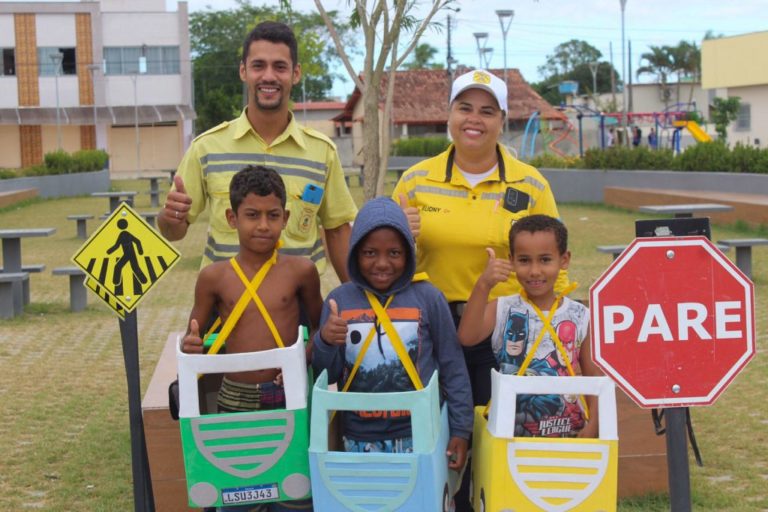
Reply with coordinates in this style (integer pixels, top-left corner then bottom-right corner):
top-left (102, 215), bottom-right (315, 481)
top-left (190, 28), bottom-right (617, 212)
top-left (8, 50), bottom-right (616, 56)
top-left (364, 290), bottom-right (424, 390)
top-left (340, 294), bottom-right (395, 393)
top-left (484, 282), bottom-right (589, 419)
top-left (205, 247), bottom-right (282, 355)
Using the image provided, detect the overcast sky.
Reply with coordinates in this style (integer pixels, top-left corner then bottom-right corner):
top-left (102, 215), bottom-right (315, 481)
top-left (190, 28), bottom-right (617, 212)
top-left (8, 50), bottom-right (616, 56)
top-left (176, 0), bottom-right (766, 98)
top-left (9, 0), bottom-right (766, 98)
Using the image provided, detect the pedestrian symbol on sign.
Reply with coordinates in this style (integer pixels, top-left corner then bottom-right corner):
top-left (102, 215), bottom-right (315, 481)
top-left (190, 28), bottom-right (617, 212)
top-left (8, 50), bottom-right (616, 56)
top-left (72, 202), bottom-right (180, 316)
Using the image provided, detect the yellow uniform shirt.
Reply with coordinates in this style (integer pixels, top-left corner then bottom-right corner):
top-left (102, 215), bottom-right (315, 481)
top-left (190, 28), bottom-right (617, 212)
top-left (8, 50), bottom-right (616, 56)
top-left (175, 109), bottom-right (357, 271)
top-left (392, 144), bottom-right (567, 302)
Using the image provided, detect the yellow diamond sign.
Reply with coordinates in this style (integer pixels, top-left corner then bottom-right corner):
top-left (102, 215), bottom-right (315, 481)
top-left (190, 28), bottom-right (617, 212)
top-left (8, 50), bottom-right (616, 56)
top-left (73, 203), bottom-right (180, 315)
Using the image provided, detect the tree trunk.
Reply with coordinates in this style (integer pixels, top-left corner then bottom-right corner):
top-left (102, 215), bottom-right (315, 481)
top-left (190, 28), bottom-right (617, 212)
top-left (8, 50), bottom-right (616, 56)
top-left (362, 88), bottom-right (381, 201)
top-left (376, 54), bottom-right (398, 198)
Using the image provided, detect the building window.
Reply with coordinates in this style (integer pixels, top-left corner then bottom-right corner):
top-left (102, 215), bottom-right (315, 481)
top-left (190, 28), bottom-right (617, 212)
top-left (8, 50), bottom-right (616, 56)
top-left (38, 47), bottom-right (77, 75)
top-left (1, 48), bottom-right (15, 76)
top-left (735, 104), bottom-right (750, 131)
top-left (104, 46), bottom-right (180, 75)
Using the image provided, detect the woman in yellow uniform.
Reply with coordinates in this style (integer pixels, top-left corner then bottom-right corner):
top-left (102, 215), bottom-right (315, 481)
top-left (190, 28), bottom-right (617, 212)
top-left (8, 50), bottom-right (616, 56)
top-left (393, 69), bottom-right (565, 511)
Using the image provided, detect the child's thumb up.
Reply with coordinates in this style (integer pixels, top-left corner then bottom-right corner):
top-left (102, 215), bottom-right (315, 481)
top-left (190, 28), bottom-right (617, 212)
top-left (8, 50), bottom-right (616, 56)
top-left (189, 318), bottom-right (199, 337)
top-left (329, 299), bottom-right (340, 318)
top-left (486, 247), bottom-right (496, 261)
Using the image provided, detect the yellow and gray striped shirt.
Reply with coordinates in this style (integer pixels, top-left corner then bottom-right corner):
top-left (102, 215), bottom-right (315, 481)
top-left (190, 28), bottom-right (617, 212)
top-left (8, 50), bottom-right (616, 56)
top-left (176, 109), bottom-right (357, 272)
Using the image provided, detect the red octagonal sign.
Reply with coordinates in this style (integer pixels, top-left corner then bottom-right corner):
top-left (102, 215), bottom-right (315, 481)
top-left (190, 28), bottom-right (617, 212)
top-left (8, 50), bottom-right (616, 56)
top-left (590, 236), bottom-right (755, 408)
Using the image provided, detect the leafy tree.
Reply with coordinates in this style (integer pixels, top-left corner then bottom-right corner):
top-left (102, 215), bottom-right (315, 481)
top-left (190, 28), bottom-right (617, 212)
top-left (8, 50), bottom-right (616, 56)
top-left (189, 1), bottom-right (351, 133)
top-left (314, 0), bottom-right (452, 199)
top-left (710, 96), bottom-right (741, 142)
top-left (404, 43), bottom-right (443, 70)
top-left (533, 40), bottom-right (616, 106)
top-left (538, 39), bottom-right (603, 77)
top-left (636, 45), bottom-right (675, 107)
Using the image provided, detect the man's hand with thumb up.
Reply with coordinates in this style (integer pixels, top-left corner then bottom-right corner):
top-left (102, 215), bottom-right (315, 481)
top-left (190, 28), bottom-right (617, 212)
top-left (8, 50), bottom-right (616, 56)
top-left (320, 299), bottom-right (348, 346)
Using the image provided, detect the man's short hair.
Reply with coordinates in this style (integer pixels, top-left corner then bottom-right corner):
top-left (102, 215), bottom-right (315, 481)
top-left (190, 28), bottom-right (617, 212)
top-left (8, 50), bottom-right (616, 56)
top-left (230, 165), bottom-right (286, 212)
top-left (509, 214), bottom-right (568, 255)
top-left (242, 20), bottom-right (298, 66)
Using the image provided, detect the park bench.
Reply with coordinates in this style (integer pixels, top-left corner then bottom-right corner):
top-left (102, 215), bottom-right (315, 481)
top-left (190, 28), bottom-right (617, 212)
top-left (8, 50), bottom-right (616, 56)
top-left (0, 272), bottom-right (29, 319)
top-left (52, 267), bottom-right (87, 312)
top-left (597, 245), bottom-right (627, 261)
top-left (0, 264), bottom-right (45, 305)
top-left (140, 212), bottom-right (158, 228)
top-left (597, 242), bottom-right (730, 262)
top-left (717, 238), bottom-right (768, 279)
top-left (67, 214), bottom-right (94, 239)
top-left (141, 176), bottom-right (166, 208)
top-left (344, 167), bottom-right (362, 187)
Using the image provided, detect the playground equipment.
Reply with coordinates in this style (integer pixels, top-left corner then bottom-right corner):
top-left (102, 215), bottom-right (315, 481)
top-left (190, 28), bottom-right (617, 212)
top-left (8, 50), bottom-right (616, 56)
top-left (472, 372), bottom-right (618, 511)
top-left (673, 120), bottom-right (712, 143)
top-left (520, 111), bottom-right (578, 160)
top-left (308, 370), bottom-right (462, 511)
top-left (176, 333), bottom-right (312, 508)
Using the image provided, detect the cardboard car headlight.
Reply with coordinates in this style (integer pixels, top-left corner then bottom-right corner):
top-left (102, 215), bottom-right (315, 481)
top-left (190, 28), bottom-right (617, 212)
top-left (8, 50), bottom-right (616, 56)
top-left (176, 331), bottom-right (310, 508)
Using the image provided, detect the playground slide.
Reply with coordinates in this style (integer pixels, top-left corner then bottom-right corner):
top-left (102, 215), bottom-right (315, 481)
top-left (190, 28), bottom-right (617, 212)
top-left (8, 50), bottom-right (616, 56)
top-left (673, 120), bottom-right (712, 143)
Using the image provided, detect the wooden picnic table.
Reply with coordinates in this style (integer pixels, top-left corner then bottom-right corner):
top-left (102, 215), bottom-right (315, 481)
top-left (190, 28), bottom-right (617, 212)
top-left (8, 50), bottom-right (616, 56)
top-left (639, 203), bottom-right (734, 219)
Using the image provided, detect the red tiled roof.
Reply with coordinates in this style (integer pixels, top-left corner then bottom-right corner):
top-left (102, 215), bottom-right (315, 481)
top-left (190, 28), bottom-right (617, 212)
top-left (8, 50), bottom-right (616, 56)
top-left (337, 67), bottom-right (562, 123)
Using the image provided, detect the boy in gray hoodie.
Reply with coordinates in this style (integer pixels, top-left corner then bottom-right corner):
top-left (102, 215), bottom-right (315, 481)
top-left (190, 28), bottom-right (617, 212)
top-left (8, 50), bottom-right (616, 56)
top-left (312, 197), bottom-right (473, 471)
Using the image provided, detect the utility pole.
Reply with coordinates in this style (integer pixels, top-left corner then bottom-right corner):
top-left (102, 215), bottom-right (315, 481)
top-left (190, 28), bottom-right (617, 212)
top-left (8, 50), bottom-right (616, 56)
top-left (446, 8), bottom-right (460, 79)
top-left (628, 40), bottom-right (634, 114)
top-left (610, 42), bottom-right (617, 110)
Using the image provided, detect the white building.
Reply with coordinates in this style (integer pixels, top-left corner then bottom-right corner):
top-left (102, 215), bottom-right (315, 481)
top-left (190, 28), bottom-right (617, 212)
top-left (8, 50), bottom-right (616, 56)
top-left (0, 0), bottom-right (194, 174)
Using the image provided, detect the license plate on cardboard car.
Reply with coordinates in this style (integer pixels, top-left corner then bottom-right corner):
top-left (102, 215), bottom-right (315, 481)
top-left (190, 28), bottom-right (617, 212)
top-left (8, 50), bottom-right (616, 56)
top-left (221, 483), bottom-right (279, 505)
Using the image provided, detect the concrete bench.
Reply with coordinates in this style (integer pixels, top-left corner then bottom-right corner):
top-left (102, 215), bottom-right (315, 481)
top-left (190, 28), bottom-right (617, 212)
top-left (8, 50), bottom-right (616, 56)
top-left (52, 267), bottom-right (87, 312)
top-left (0, 264), bottom-right (45, 305)
top-left (597, 243), bottom-right (729, 261)
top-left (597, 245), bottom-right (627, 261)
top-left (0, 272), bottom-right (29, 319)
top-left (67, 214), bottom-right (94, 239)
top-left (140, 212), bottom-right (158, 228)
top-left (717, 238), bottom-right (768, 279)
top-left (344, 167), bottom-right (363, 187)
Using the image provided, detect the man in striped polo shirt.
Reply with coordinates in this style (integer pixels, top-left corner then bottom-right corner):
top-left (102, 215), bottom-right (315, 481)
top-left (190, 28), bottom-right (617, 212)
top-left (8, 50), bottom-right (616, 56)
top-left (159, 21), bottom-right (356, 281)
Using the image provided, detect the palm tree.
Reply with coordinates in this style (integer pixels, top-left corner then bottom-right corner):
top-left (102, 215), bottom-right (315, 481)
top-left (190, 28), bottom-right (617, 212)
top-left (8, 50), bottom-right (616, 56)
top-left (637, 45), bottom-right (674, 108)
top-left (666, 41), bottom-right (701, 105)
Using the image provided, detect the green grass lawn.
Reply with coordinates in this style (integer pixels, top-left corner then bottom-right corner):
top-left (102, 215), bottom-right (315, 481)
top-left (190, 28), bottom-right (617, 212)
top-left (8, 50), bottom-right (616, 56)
top-left (0, 178), bottom-right (765, 510)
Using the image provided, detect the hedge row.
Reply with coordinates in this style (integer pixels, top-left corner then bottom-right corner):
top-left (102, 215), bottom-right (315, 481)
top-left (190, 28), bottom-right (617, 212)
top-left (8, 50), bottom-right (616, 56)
top-left (391, 136), bottom-right (450, 156)
top-left (0, 150), bottom-right (109, 179)
top-left (529, 143), bottom-right (768, 174)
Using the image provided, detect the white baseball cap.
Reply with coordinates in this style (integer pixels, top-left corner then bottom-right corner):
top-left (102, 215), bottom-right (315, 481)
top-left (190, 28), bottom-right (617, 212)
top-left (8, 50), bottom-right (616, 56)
top-left (449, 69), bottom-right (507, 114)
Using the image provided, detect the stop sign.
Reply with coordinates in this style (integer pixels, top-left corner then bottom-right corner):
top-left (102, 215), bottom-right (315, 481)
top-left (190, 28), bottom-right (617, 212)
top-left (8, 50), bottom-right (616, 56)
top-left (590, 236), bottom-right (755, 408)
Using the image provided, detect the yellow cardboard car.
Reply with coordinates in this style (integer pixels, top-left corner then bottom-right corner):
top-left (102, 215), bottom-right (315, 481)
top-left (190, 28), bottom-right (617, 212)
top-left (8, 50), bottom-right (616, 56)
top-left (472, 372), bottom-right (618, 511)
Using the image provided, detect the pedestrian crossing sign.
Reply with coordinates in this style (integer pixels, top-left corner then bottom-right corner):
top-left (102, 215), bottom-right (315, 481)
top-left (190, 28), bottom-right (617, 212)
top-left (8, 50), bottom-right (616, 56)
top-left (72, 203), bottom-right (180, 315)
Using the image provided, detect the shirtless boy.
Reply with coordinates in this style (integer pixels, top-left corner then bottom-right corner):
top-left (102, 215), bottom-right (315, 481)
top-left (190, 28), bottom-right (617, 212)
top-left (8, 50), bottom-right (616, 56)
top-left (182, 165), bottom-right (322, 402)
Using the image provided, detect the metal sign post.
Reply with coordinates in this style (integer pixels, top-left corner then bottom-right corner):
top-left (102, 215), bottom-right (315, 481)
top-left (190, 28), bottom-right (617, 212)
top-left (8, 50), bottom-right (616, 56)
top-left (119, 309), bottom-right (155, 512)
